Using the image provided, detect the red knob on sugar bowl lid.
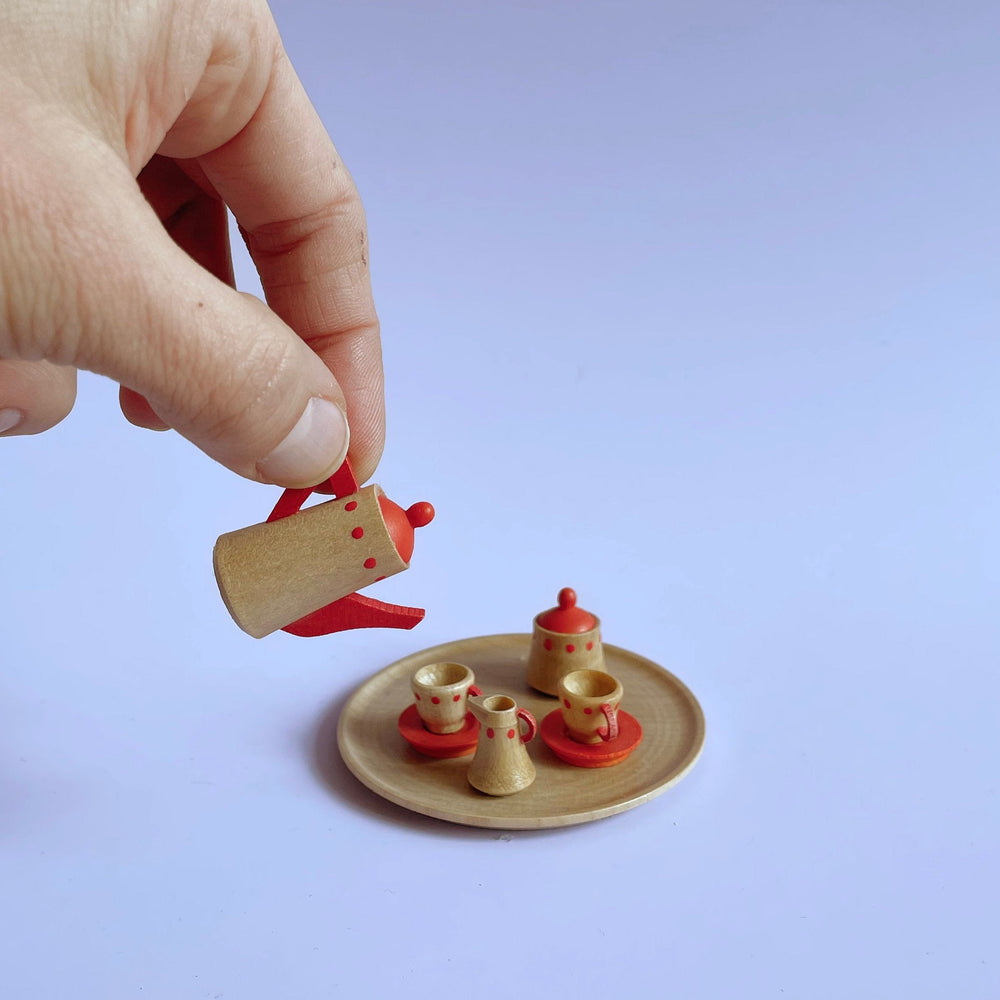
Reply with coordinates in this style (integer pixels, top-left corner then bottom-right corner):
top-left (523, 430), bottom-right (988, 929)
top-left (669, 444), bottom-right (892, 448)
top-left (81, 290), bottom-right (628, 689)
top-left (535, 588), bottom-right (597, 634)
top-left (526, 587), bottom-right (605, 696)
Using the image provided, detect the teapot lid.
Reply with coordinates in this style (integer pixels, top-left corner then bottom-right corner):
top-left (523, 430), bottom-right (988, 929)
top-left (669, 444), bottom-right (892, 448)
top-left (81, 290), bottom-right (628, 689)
top-left (536, 588), bottom-right (596, 634)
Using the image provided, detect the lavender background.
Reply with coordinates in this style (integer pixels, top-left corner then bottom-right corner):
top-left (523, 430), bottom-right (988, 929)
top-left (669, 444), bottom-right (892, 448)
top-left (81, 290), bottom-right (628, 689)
top-left (3, 2), bottom-right (998, 996)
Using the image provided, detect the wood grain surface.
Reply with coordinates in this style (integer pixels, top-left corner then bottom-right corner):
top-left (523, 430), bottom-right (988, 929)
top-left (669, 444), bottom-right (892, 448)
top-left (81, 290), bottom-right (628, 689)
top-left (337, 634), bottom-right (705, 829)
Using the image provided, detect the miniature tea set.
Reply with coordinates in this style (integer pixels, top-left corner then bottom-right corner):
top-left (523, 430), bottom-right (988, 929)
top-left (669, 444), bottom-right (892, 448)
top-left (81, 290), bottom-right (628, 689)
top-left (213, 462), bottom-right (704, 828)
top-left (397, 588), bottom-right (645, 796)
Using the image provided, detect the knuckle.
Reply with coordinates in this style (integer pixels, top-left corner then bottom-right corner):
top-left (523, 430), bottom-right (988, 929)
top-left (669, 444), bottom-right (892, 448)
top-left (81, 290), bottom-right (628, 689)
top-left (163, 291), bottom-right (296, 446)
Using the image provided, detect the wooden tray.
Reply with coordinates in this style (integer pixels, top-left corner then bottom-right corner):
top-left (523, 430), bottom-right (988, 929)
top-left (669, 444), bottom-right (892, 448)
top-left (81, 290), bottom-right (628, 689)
top-left (337, 633), bottom-right (705, 830)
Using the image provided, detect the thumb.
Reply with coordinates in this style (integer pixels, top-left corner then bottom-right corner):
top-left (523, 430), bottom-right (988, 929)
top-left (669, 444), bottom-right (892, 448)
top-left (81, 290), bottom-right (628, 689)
top-left (133, 289), bottom-right (353, 489)
top-left (4, 129), bottom-right (351, 488)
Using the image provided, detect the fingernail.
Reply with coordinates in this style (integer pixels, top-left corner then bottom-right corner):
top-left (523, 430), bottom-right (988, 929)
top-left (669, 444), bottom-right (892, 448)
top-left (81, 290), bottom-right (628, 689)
top-left (0, 408), bottom-right (23, 434)
top-left (257, 397), bottom-right (350, 488)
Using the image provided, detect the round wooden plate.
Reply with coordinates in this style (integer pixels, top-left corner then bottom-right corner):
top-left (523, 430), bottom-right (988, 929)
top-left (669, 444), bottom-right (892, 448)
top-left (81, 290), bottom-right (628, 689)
top-left (336, 633), bottom-right (705, 830)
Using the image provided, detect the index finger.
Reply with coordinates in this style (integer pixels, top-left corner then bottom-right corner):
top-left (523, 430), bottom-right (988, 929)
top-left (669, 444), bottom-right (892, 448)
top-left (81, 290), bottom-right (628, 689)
top-left (171, 36), bottom-right (385, 483)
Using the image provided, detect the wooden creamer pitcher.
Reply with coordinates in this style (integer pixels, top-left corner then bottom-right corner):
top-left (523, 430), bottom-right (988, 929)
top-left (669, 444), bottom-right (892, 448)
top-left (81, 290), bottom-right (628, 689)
top-left (467, 695), bottom-right (537, 796)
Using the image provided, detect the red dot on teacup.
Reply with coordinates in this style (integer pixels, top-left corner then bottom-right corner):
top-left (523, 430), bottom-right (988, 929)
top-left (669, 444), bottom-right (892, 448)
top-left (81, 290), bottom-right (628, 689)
top-left (345, 501), bottom-right (358, 511)
top-left (431, 696), bottom-right (440, 704)
top-left (584, 707), bottom-right (593, 714)
top-left (364, 557), bottom-right (377, 569)
top-left (566, 644), bottom-right (575, 652)
top-left (487, 728), bottom-right (495, 739)
top-left (563, 699), bottom-right (570, 709)
top-left (587, 641), bottom-right (594, 650)
top-left (452, 695), bottom-right (460, 702)
top-left (544, 638), bottom-right (552, 650)
top-left (351, 527), bottom-right (364, 539)
top-left (415, 693), bottom-right (421, 700)
top-left (507, 729), bottom-right (515, 739)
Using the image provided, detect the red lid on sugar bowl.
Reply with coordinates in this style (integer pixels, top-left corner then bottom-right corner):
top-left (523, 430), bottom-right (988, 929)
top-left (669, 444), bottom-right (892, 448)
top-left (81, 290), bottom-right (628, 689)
top-left (536, 588), bottom-right (597, 634)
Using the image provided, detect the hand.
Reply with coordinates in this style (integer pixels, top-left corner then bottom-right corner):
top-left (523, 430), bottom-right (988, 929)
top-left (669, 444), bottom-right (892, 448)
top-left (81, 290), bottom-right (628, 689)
top-left (0, 0), bottom-right (384, 487)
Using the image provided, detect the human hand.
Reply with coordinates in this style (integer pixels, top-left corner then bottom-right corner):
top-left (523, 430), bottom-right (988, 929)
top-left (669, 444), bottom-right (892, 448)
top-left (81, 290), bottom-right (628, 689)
top-left (0, 0), bottom-right (384, 486)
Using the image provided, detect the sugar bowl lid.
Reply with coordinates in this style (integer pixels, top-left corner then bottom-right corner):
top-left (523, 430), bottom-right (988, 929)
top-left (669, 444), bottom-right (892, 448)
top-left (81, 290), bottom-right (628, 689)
top-left (535, 588), bottom-right (597, 634)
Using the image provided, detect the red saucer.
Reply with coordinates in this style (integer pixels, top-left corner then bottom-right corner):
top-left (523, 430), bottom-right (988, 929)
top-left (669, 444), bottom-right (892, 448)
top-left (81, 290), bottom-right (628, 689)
top-left (540, 709), bottom-right (643, 768)
top-left (397, 704), bottom-right (480, 758)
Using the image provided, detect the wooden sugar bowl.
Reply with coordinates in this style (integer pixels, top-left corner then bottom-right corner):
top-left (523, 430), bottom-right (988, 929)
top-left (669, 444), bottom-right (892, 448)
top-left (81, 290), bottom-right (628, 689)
top-left (525, 588), bottom-right (604, 696)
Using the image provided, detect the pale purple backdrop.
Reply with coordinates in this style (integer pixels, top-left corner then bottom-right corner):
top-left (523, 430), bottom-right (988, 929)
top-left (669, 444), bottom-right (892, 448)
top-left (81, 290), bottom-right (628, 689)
top-left (2, 2), bottom-right (998, 997)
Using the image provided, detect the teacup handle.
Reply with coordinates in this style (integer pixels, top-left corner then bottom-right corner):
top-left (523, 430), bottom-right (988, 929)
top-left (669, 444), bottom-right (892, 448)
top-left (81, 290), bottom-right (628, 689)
top-left (469, 685), bottom-right (482, 698)
top-left (516, 707), bottom-right (537, 744)
top-left (596, 703), bottom-right (619, 742)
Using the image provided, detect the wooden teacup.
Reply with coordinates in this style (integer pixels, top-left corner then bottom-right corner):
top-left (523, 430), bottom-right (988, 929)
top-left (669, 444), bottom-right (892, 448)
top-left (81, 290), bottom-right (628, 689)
top-left (558, 669), bottom-right (622, 744)
top-left (411, 662), bottom-right (481, 734)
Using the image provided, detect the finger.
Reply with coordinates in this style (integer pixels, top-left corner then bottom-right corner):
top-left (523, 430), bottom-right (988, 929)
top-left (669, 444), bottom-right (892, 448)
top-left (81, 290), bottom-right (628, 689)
top-left (165, 43), bottom-right (385, 483)
top-left (138, 156), bottom-right (235, 287)
top-left (119, 385), bottom-right (169, 431)
top-left (0, 359), bottom-right (77, 435)
top-left (1, 117), bottom-right (351, 488)
top-left (121, 157), bottom-right (237, 430)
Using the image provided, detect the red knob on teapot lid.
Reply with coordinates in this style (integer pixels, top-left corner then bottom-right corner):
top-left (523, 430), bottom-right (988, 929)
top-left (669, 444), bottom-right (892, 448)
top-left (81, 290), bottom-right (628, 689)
top-left (536, 588), bottom-right (597, 634)
top-left (377, 496), bottom-right (435, 564)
